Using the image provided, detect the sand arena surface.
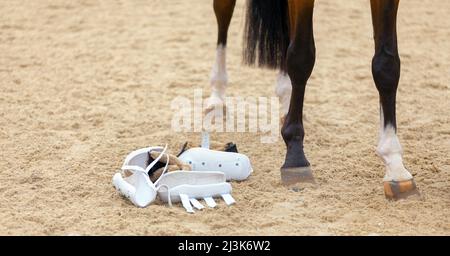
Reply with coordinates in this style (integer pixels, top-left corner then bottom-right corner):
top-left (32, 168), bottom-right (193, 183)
top-left (0, 0), bottom-right (449, 235)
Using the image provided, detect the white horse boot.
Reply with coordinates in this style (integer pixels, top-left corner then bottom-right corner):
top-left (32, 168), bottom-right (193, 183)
top-left (112, 146), bottom-right (168, 208)
top-left (178, 147), bottom-right (253, 181)
top-left (113, 145), bottom-right (238, 212)
top-left (156, 171), bottom-right (235, 213)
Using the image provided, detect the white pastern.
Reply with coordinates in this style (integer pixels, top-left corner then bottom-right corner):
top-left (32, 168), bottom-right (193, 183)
top-left (275, 72), bottom-right (292, 117)
top-left (207, 44), bottom-right (228, 110)
top-left (376, 122), bottom-right (413, 182)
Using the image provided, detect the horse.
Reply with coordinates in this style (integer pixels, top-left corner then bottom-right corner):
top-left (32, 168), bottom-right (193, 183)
top-left (205, 0), bottom-right (419, 200)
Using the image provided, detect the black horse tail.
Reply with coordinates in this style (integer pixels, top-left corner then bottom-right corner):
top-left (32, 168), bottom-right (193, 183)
top-left (243, 0), bottom-right (289, 71)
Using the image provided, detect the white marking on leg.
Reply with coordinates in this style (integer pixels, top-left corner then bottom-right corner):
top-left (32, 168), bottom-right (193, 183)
top-left (206, 44), bottom-right (228, 110)
top-left (275, 72), bottom-right (292, 117)
top-left (377, 108), bottom-right (413, 182)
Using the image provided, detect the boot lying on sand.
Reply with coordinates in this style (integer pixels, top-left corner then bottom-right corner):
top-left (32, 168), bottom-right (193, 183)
top-left (112, 145), bottom-right (236, 212)
top-left (177, 132), bottom-right (253, 181)
top-left (112, 146), bottom-right (167, 208)
top-left (157, 171), bottom-right (234, 213)
top-left (178, 147), bottom-right (253, 181)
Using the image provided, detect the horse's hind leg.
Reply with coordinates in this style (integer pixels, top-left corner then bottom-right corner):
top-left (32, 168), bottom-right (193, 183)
top-left (370, 0), bottom-right (419, 199)
top-left (281, 0), bottom-right (316, 185)
top-left (206, 0), bottom-right (236, 112)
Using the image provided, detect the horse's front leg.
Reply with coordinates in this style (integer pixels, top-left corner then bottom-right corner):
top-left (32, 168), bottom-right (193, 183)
top-left (281, 0), bottom-right (316, 185)
top-left (370, 0), bottom-right (419, 199)
top-left (206, 0), bottom-right (236, 112)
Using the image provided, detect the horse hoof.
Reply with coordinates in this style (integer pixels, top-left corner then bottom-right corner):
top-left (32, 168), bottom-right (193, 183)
top-left (384, 179), bottom-right (420, 200)
top-left (280, 166), bottom-right (315, 186)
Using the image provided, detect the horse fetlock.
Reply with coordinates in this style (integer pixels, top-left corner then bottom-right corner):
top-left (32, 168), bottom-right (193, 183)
top-left (376, 135), bottom-right (412, 182)
top-left (376, 138), bottom-right (402, 160)
top-left (281, 123), bottom-right (304, 143)
top-left (205, 94), bottom-right (225, 113)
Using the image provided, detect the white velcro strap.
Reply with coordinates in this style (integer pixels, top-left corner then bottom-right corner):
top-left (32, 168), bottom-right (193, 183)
top-left (203, 197), bottom-right (216, 208)
top-left (121, 165), bottom-right (146, 173)
top-left (221, 194), bottom-right (236, 205)
top-left (180, 194), bottom-right (194, 213)
top-left (145, 145), bottom-right (168, 173)
top-left (189, 198), bottom-right (205, 210)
